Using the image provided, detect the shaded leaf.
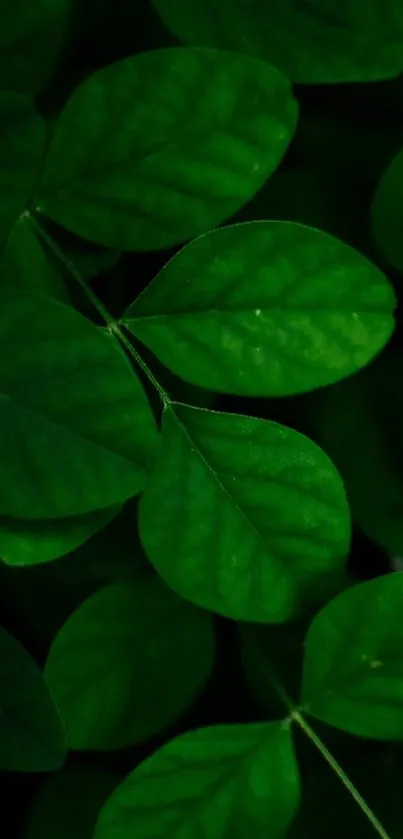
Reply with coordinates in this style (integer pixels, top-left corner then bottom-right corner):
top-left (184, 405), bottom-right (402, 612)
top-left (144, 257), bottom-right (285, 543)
top-left (371, 146), bottom-right (403, 270)
top-left (0, 291), bottom-right (159, 519)
top-left (44, 577), bottom-right (215, 749)
top-left (0, 216), bottom-right (69, 301)
top-left (0, 0), bottom-right (71, 95)
top-left (0, 93), bottom-right (46, 242)
top-left (301, 572), bottom-right (403, 739)
top-left (124, 221), bottom-right (396, 397)
top-left (35, 47), bottom-right (298, 250)
top-left (93, 720), bottom-right (300, 839)
top-left (0, 505), bottom-right (121, 567)
top-left (26, 765), bottom-right (118, 839)
top-left (0, 626), bottom-right (66, 771)
top-left (139, 402), bottom-right (350, 622)
top-left (151, 0), bottom-right (403, 83)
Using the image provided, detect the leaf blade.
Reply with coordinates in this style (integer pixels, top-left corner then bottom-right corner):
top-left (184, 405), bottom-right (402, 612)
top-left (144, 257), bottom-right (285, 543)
top-left (35, 48), bottom-right (298, 250)
top-left (301, 572), bottom-right (403, 739)
top-left (93, 720), bottom-right (300, 839)
top-left (44, 577), bottom-right (215, 750)
top-left (139, 403), bottom-right (350, 622)
top-left (124, 221), bottom-right (396, 397)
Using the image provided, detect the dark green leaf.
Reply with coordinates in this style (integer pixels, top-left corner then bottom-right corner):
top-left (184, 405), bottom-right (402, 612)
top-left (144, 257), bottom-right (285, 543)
top-left (0, 217), bottom-right (69, 301)
top-left (0, 625), bottom-right (66, 771)
top-left (26, 766), bottom-right (118, 839)
top-left (0, 0), bottom-right (71, 95)
top-left (124, 221), bottom-right (396, 397)
top-left (0, 93), bottom-right (46, 242)
top-left (308, 352), bottom-right (403, 556)
top-left (0, 291), bottom-right (159, 519)
top-left (44, 576), bottom-right (215, 749)
top-left (371, 146), bottom-right (403, 270)
top-left (35, 48), bottom-right (298, 250)
top-left (152, 0), bottom-right (403, 83)
top-left (301, 573), bottom-right (403, 739)
top-left (0, 506), bottom-right (121, 567)
top-left (139, 402), bottom-right (350, 622)
top-left (93, 720), bottom-right (300, 839)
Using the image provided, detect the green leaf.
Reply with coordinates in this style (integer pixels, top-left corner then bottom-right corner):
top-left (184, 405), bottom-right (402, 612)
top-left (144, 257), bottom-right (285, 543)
top-left (35, 47), bottom-right (298, 251)
top-left (151, 0), bottom-right (403, 83)
top-left (0, 505), bottom-right (121, 567)
top-left (0, 625), bottom-right (66, 771)
top-left (26, 766), bottom-right (118, 839)
top-left (44, 576), bottom-right (215, 750)
top-left (93, 720), bottom-right (300, 839)
top-left (371, 146), bottom-right (403, 270)
top-left (139, 403), bottom-right (350, 622)
top-left (301, 572), bottom-right (403, 739)
top-left (124, 221), bottom-right (396, 397)
top-left (38, 217), bottom-right (121, 279)
top-left (308, 352), bottom-right (403, 556)
top-left (0, 291), bottom-right (159, 519)
top-left (0, 93), bottom-right (46, 242)
top-left (0, 0), bottom-right (71, 95)
top-left (0, 216), bottom-right (69, 301)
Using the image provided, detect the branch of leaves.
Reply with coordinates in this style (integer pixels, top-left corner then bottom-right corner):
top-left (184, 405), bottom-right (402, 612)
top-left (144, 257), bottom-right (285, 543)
top-left (87, 573), bottom-right (403, 839)
top-left (0, 216), bottom-right (397, 625)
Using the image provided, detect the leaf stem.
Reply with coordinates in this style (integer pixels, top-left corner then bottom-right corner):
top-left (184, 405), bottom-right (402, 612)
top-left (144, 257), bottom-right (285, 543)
top-left (29, 213), bottom-right (170, 407)
top-left (29, 213), bottom-right (114, 326)
top-left (292, 711), bottom-right (391, 839)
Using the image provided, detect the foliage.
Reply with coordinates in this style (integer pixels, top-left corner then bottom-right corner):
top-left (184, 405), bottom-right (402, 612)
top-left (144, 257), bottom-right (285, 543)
top-left (1, 2), bottom-right (403, 839)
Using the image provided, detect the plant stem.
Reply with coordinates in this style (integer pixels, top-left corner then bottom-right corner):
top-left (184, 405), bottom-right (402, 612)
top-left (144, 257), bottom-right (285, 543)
top-left (29, 213), bottom-right (170, 407)
top-left (292, 711), bottom-right (391, 839)
top-left (29, 213), bottom-right (114, 326)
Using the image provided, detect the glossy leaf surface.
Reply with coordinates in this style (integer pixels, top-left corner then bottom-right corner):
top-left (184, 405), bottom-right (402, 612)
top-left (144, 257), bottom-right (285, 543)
top-left (0, 626), bottom-right (66, 771)
top-left (93, 721), bottom-right (300, 839)
top-left (152, 0), bottom-right (403, 83)
top-left (139, 403), bottom-right (350, 622)
top-left (44, 577), bottom-right (215, 749)
top-left (0, 291), bottom-right (159, 519)
top-left (301, 573), bottom-right (403, 739)
top-left (125, 221), bottom-right (396, 397)
top-left (36, 48), bottom-right (298, 250)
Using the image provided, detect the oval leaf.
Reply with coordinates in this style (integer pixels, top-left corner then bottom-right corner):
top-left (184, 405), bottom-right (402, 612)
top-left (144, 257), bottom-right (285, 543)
top-left (0, 290), bottom-right (159, 519)
top-left (0, 625), bottom-right (66, 771)
top-left (139, 403), bottom-right (351, 622)
top-left (301, 572), bottom-right (403, 739)
top-left (152, 0), bottom-right (403, 83)
top-left (44, 576), bottom-right (215, 749)
top-left (93, 720), bottom-right (300, 839)
top-left (35, 48), bottom-right (298, 250)
top-left (124, 221), bottom-right (396, 397)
